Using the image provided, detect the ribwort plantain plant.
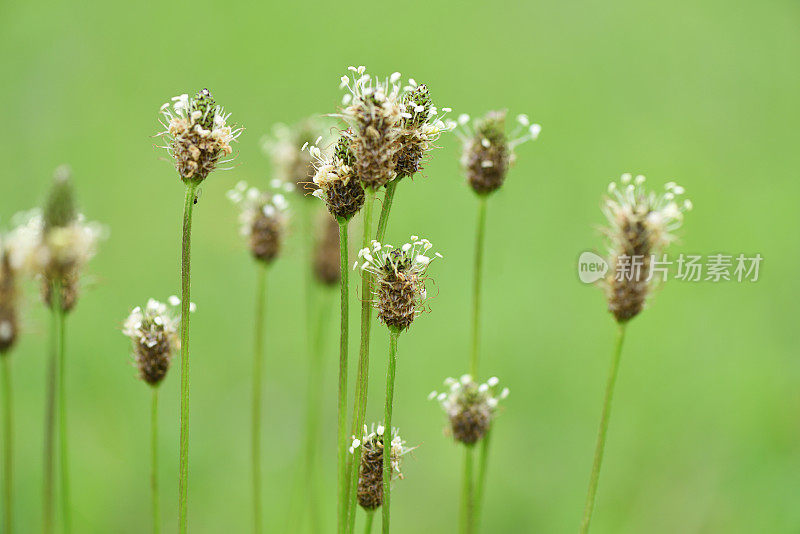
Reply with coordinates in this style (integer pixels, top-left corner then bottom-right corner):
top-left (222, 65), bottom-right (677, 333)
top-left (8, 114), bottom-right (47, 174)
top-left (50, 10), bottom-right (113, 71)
top-left (453, 111), bottom-right (540, 533)
top-left (227, 182), bottom-right (289, 534)
top-left (356, 236), bottom-right (442, 533)
top-left (579, 174), bottom-right (692, 533)
top-left (122, 297), bottom-right (186, 534)
top-left (156, 89), bottom-right (242, 534)
top-left (307, 129), bottom-right (365, 534)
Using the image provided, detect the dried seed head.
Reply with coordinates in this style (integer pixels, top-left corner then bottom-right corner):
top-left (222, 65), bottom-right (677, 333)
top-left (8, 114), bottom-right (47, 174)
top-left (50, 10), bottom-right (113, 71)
top-left (350, 424), bottom-right (412, 510)
top-left (307, 133), bottom-right (365, 221)
top-left (313, 213), bottom-right (341, 286)
top-left (430, 375), bottom-right (509, 445)
top-left (602, 175), bottom-right (692, 322)
top-left (0, 252), bottom-right (18, 354)
top-left (457, 111), bottom-right (541, 195)
top-left (339, 67), bottom-right (404, 189)
top-left (395, 83), bottom-right (455, 179)
top-left (357, 236), bottom-right (442, 332)
top-left (122, 297), bottom-right (187, 386)
top-left (262, 118), bottom-right (329, 198)
top-left (157, 89), bottom-right (242, 184)
top-left (227, 182), bottom-right (289, 264)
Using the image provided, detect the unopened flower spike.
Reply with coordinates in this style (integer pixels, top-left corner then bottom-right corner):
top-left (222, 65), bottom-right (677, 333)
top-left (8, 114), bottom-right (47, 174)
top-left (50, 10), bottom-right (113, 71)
top-left (601, 174), bottom-right (692, 322)
top-left (356, 235), bottom-right (442, 332)
top-left (429, 375), bottom-right (509, 445)
top-left (350, 423), bottom-right (413, 510)
top-left (262, 117), bottom-right (330, 197)
top-left (157, 89), bottom-right (242, 184)
top-left (122, 297), bottom-right (194, 386)
top-left (0, 221), bottom-right (34, 354)
top-left (338, 67), bottom-right (405, 190)
top-left (306, 131), bottom-right (365, 221)
top-left (457, 111), bottom-right (541, 195)
top-left (226, 181), bottom-right (290, 264)
top-left (394, 82), bottom-right (456, 180)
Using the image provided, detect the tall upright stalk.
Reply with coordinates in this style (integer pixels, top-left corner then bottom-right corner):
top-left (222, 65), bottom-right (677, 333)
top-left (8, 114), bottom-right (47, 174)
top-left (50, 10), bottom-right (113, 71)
top-left (580, 323), bottom-right (627, 534)
top-left (178, 182), bottom-right (198, 534)
top-left (151, 387), bottom-right (160, 534)
top-left (252, 265), bottom-right (267, 534)
top-left (381, 330), bottom-right (400, 534)
top-left (57, 302), bottom-right (70, 534)
top-left (460, 448), bottom-right (474, 534)
top-left (375, 180), bottom-right (398, 243)
top-left (363, 511), bottom-right (374, 534)
top-left (346, 188), bottom-right (376, 532)
top-left (469, 197), bottom-right (487, 377)
top-left (337, 218), bottom-right (351, 534)
top-left (472, 428), bottom-right (492, 530)
top-left (2, 356), bottom-right (12, 533)
top-left (42, 281), bottom-right (60, 534)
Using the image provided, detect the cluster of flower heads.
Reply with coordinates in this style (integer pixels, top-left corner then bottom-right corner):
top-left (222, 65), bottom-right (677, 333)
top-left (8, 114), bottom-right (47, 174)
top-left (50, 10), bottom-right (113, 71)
top-left (123, 297), bottom-right (193, 386)
top-left (456, 111), bottom-right (541, 195)
top-left (157, 89), bottom-right (242, 183)
top-left (349, 423), bottom-right (412, 510)
top-left (261, 118), bottom-right (330, 196)
top-left (356, 236), bottom-right (442, 331)
top-left (337, 66), bottom-right (455, 189)
top-left (429, 375), bottom-right (509, 445)
top-left (226, 181), bottom-right (290, 264)
top-left (601, 174), bottom-right (692, 322)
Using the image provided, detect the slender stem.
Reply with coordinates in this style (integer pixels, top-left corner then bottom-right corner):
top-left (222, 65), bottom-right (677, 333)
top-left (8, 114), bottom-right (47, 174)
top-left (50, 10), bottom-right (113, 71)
top-left (57, 304), bottom-right (70, 534)
top-left (363, 510), bottom-right (374, 534)
top-left (252, 265), bottom-right (267, 534)
top-left (337, 219), bottom-right (351, 534)
top-left (473, 427), bottom-right (492, 531)
top-left (346, 188), bottom-right (377, 533)
top-left (580, 323), bottom-right (628, 534)
top-left (381, 330), bottom-right (400, 534)
top-left (470, 197), bottom-right (487, 377)
top-left (42, 281), bottom-right (60, 534)
top-left (375, 180), bottom-right (398, 243)
top-left (2, 356), bottom-right (12, 534)
top-left (460, 447), bottom-right (475, 534)
top-left (178, 182), bottom-right (198, 534)
top-left (151, 387), bottom-right (160, 534)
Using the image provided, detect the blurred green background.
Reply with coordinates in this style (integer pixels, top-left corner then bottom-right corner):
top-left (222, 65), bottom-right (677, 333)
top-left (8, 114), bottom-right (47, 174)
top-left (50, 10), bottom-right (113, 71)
top-left (1, 0), bottom-right (799, 532)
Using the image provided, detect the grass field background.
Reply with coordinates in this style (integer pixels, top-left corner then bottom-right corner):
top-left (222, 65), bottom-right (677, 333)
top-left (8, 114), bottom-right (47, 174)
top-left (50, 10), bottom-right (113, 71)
top-left (1, 0), bottom-right (799, 532)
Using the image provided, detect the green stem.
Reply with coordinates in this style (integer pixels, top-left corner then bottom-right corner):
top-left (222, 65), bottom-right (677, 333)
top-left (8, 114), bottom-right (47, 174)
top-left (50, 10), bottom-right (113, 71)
top-left (460, 447), bottom-right (475, 534)
top-left (363, 510), bottom-right (375, 534)
top-left (178, 182), bottom-right (198, 534)
top-left (375, 180), bottom-right (398, 243)
top-left (252, 265), bottom-right (267, 534)
top-left (381, 330), bottom-right (400, 534)
top-left (470, 197), bottom-right (487, 377)
top-left (57, 303), bottom-right (70, 534)
top-left (42, 281), bottom-right (59, 534)
top-left (473, 428), bottom-right (492, 531)
top-left (337, 219), bottom-right (351, 534)
top-left (151, 387), bottom-right (160, 534)
top-left (346, 188), bottom-right (377, 533)
top-left (579, 323), bottom-right (628, 534)
top-left (2, 356), bottom-right (12, 534)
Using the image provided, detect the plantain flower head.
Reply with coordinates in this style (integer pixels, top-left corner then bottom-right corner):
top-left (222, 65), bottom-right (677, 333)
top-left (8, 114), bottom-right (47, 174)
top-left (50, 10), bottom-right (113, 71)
top-left (227, 181), bottom-right (289, 264)
top-left (429, 375), bottom-right (509, 445)
top-left (262, 118), bottom-right (329, 197)
top-left (307, 131), bottom-right (365, 221)
top-left (350, 423), bottom-right (413, 510)
top-left (457, 111), bottom-right (541, 195)
top-left (157, 89), bottom-right (242, 184)
top-left (602, 174), bottom-right (692, 322)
